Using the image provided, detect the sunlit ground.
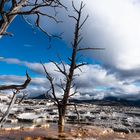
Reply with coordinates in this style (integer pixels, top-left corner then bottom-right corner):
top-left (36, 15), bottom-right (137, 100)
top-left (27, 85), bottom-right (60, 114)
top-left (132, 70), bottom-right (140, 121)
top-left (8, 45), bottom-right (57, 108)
top-left (0, 124), bottom-right (140, 140)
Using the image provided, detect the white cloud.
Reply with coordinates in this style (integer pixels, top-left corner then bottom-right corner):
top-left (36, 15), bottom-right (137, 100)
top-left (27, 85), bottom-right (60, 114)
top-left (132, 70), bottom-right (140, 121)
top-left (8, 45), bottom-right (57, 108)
top-left (44, 0), bottom-right (140, 72)
top-left (84, 0), bottom-right (140, 71)
top-left (2, 0), bottom-right (140, 73)
top-left (2, 1), bottom-right (140, 100)
top-left (1, 57), bottom-right (140, 100)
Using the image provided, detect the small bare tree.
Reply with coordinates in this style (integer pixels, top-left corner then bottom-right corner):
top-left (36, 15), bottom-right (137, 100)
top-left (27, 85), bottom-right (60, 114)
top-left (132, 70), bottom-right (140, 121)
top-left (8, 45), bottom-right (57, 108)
top-left (42, 1), bottom-right (103, 132)
top-left (0, 0), bottom-right (64, 37)
top-left (0, 72), bottom-right (31, 127)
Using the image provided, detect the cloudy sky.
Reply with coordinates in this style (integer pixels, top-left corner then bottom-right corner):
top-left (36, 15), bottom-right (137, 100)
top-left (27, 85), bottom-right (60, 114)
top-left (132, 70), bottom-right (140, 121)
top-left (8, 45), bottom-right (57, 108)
top-left (0, 0), bottom-right (140, 100)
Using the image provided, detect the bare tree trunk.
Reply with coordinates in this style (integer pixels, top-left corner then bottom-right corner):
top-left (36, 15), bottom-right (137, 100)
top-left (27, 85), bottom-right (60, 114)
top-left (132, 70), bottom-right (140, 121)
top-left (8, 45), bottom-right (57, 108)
top-left (0, 16), bottom-right (15, 36)
top-left (0, 91), bottom-right (17, 128)
top-left (0, 0), bottom-right (27, 36)
top-left (0, 0), bottom-right (64, 37)
top-left (43, 1), bottom-right (102, 134)
top-left (58, 105), bottom-right (66, 133)
top-left (0, 72), bottom-right (31, 127)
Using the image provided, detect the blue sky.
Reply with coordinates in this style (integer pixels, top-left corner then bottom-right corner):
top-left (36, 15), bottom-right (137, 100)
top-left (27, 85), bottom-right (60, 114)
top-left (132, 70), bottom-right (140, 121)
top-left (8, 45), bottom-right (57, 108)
top-left (1, 0), bottom-right (140, 100)
top-left (0, 16), bottom-right (71, 76)
top-left (0, 15), bottom-right (96, 76)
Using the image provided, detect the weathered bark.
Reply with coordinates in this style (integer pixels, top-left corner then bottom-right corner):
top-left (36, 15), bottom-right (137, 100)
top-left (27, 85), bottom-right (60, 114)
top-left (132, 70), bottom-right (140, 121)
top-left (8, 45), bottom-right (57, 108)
top-left (58, 106), bottom-right (65, 124)
top-left (0, 72), bottom-right (31, 127)
top-left (0, 0), bottom-right (63, 37)
top-left (57, 2), bottom-right (82, 130)
top-left (0, 72), bottom-right (31, 90)
top-left (58, 105), bottom-right (66, 133)
top-left (43, 1), bottom-right (102, 133)
top-left (0, 16), bottom-right (15, 36)
top-left (0, 91), bottom-right (17, 128)
top-left (0, 0), bottom-right (27, 36)
top-left (43, 2), bottom-right (86, 132)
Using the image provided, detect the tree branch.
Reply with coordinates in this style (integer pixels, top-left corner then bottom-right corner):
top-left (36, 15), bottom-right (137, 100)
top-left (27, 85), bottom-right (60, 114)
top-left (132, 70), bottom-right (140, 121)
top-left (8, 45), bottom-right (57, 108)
top-left (74, 62), bottom-right (88, 69)
top-left (41, 62), bottom-right (60, 105)
top-left (45, 89), bottom-right (58, 106)
top-left (77, 47), bottom-right (105, 52)
top-left (0, 90), bottom-right (18, 128)
top-left (0, 0), bottom-right (65, 37)
top-left (17, 91), bottom-right (28, 104)
top-left (56, 79), bottom-right (66, 93)
top-left (0, 71), bottom-right (31, 91)
top-left (67, 103), bottom-right (80, 124)
top-left (50, 60), bottom-right (68, 79)
top-left (79, 15), bottom-right (89, 29)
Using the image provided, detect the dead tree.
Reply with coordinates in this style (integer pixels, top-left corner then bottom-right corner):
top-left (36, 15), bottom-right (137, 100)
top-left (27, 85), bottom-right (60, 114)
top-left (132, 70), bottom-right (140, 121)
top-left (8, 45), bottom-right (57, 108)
top-left (0, 72), bottom-right (31, 91)
top-left (42, 1), bottom-right (103, 132)
top-left (0, 72), bottom-right (31, 127)
top-left (0, 0), bottom-right (64, 38)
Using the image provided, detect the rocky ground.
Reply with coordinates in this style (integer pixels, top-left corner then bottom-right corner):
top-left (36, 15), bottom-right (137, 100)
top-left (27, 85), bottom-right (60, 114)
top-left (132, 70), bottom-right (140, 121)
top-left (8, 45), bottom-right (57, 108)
top-left (0, 98), bottom-right (140, 133)
top-left (0, 96), bottom-right (140, 139)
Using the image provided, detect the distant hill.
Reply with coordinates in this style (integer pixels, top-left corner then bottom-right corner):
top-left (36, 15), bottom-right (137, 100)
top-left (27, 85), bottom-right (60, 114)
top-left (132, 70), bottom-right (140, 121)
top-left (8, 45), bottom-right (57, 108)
top-left (29, 94), bottom-right (140, 107)
top-left (29, 94), bottom-right (47, 99)
top-left (70, 97), bottom-right (140, 107)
